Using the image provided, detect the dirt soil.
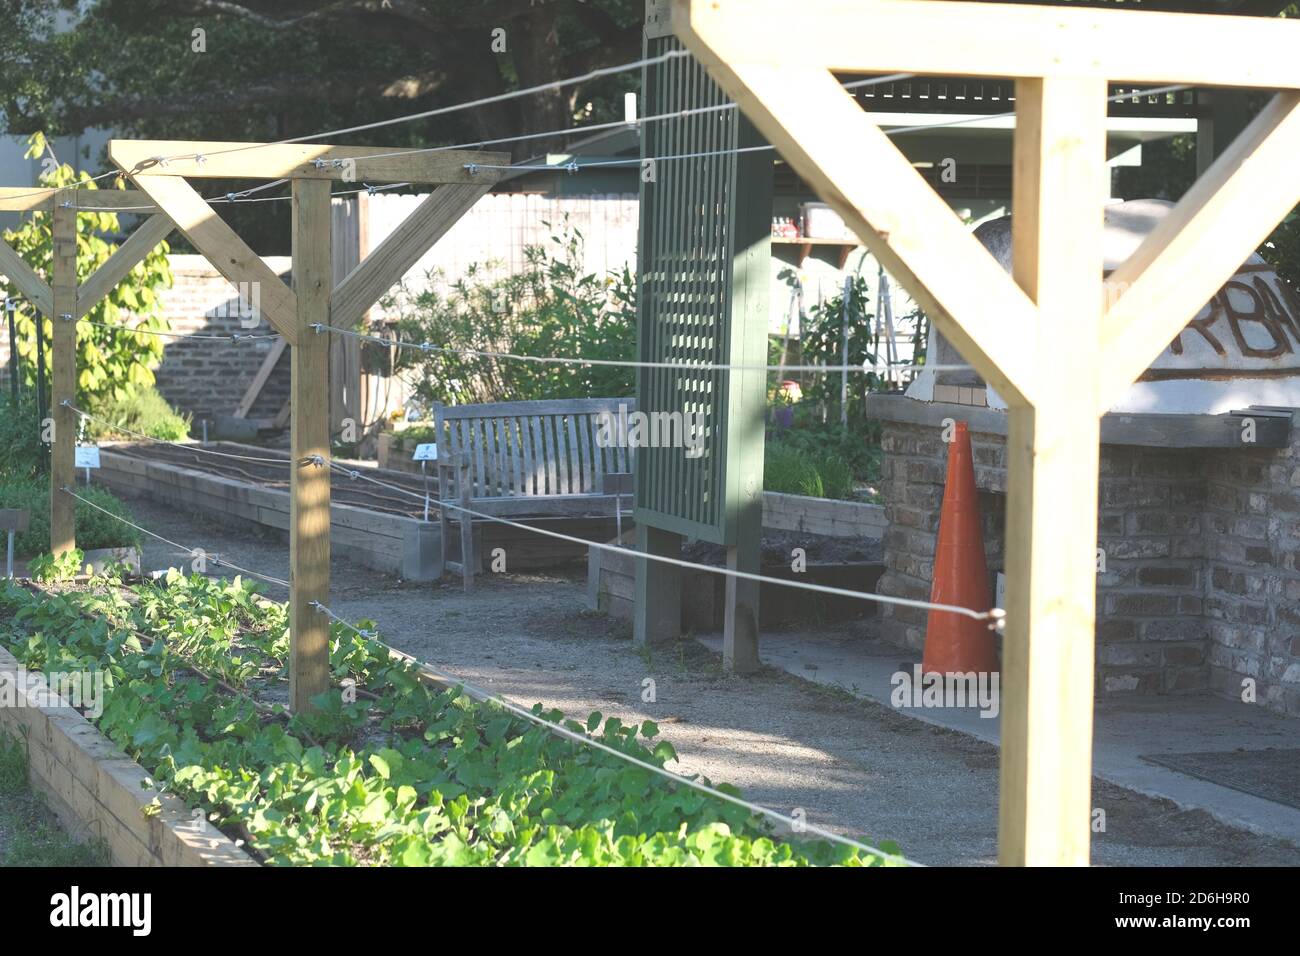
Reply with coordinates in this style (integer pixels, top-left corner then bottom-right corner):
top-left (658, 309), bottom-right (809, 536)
top-left (123, 496), bottom-right (1300, 866)
top-left (684, 529), bottom-right (883, 566)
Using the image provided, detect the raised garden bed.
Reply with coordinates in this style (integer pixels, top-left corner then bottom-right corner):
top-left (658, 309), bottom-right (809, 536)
top-left (95, 442), bottom-right (610, 580)
top-left (589, 493), bottom-right (888, 629)
top-left (0, 568), bottom-right (896, 867)
top-left (0, 627), bottom-right (254, 867)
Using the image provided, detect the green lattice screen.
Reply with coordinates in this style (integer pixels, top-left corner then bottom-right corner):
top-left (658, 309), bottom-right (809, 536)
top-left (635, 20), bottom-right (772, 546)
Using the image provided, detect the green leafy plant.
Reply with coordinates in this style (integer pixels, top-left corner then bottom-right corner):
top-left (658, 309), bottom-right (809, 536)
top-left (0, 395), bottom-right (46, 482)
top-left (2, 132), bottom-right (173, 408)
top-left (0, 572), bottom-right (901, 868)
top-left (0, 478), bottom-right (138, 557)
top-left (85, 385), bottom-right (191, 441)
top-left (391, 226), bottom-right (636, 409)
top-left (0, 730), bottom-right (109, 866)
top-left (1262, 209), bottom-right (1300, 294)
top-left (763, 440), bottom-right (856, 501)
top-left (27, 548), bottom-right (86, 583)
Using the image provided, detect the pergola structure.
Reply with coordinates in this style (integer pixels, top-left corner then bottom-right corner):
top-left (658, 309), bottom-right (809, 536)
top-left (95, 141), bottom-right (508, 713)
top-left (0, 186), bottom-right (175, 557)
top-left (673, 0), bottom-right (1300, 865)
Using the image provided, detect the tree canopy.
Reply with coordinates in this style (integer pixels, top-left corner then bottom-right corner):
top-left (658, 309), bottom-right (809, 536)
top-left (1, 0), bottom-right (643, 251)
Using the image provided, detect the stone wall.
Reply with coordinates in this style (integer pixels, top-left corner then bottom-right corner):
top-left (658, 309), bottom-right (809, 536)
top-left (876, 412), bottom-right (1300, 716)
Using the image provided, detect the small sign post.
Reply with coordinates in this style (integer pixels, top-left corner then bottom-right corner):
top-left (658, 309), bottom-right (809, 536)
top-left (412, 443), bottom-right (438, 522)
top-left (0, 509), bottom-right (29, 578)
top-left (75, 445), bottom-right (101, 486)
top-left (600, 472), bottom-right (634, 546)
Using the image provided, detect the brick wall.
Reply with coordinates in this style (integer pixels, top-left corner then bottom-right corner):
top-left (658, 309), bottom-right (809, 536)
top-left (149, 256), bottom-right (291, 425)
top-left (0, 255), bottom-right (291, 425)
top-left (1203, 443), bottom-right (1300, 714)
top-left (876, 416), bottom-right (1300, 716)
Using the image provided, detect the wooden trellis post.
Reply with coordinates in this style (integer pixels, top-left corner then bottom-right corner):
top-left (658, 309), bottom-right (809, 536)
top-left (673, 0), bottom-right (1300, 865)
top-left (108, 141), bottom-right (506, 712)
top-left (0, 187), bottom-right (175, 557)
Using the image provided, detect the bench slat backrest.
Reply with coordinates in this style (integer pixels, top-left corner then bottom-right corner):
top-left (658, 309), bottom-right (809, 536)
top-left (437, 398), bottom-right (635, 499)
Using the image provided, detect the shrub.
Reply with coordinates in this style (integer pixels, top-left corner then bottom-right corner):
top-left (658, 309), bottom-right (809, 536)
top-left (3, 132), bottom-right (173, 408)
top-left (85, 386), bottom-right (191, 441)
top-left (0, 477), bottom-right (139, 556)
top-left (764, 442), bottom-right (827, 497)
top-left (0, 396), bottom-right (45, 483)
top-left (391, 226), bottom-right (636, 408)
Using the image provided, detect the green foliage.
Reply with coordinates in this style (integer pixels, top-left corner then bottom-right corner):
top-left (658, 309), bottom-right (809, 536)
top-left (0, 572), bottom-right (900, 867)
top-left (1262, 209), bottom-right (1300, 294)
top-left (392, 228), bottom-right (636, 409)
top-left (1112, 133), bottom-right (1197, 203)
top-left (85, 385), bottom-right (191, 441)
top-left (763, 436), bottom-right (857, 501)
top-left (27, 549), bottom-right (86, 583)
top-left (6, 2), bottom-right (642, 254)
top-left (2, 133), bottom-right (173, 408)
top-left (786, 270), bottom-right (924, 420)
top-left (0, 733), bottom-right (25, 795)
top-left (0, 395), bottom-right (46, 482)
top-left (0, 731), bottom-right (109, 866)
top-left (0, 477), bottom-right (138, 557)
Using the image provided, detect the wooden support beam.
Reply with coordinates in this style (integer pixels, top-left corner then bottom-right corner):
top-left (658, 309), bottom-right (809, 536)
top-left (330, 183), bottom-right (491, 330)
top-left (1098, 91), bottom-right (1300, 412)
top-left (289, 179), bottom-right (333, 714)
top-left (633, 525), bottom-right (683, 647)
top-left (49, 198), bottom-right (78, 556)
top-left (120, 175), bottom-right (299, 344)
top-left (110, 141), bottom-right (508, 185)
top-left (75, 215), bottom-right (174, 320)
top-left (0, 240), bottom-right (53, 318)
top-left (675, 0), bottom-right (1300, 869)
top-left (672, 0), bottom-right (1300, 88)
top-left (691, 62), bottom-right (1038, 406)
top-left (234, 338), bottom-right (287, 419)
top-left (0, 188), bottom-right (155, 213)
top-left (998, 76), bottom-right (1109, 867)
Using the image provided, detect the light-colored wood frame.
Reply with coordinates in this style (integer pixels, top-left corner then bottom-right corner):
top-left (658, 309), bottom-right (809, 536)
top-left (0, 187), bottom-right (176, 557)
top-left (673, 0), bottom-right (1300, 865)
top-left (108, 139), bottom-right (507, 712)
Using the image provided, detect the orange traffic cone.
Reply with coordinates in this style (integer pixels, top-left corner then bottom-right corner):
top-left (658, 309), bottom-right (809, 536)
top-left (922, 421), bottom-right (999, 674)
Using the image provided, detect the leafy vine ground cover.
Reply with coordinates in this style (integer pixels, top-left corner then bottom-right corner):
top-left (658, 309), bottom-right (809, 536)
top-left (0, 566), bottom-right (899, 866)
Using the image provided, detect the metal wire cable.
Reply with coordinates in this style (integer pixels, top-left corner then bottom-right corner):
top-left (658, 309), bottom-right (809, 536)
top-left (5, 49), bottom-right (692, 207)
top-left (75, 75), bottom-right (914, 212)
top-left (78, 318), bottom-right (281, 342)
top-left (59, 485), bottom-right (290, 588)
top-left (324, 459), bottom-right (1002, 627)
top-left (311, 598), bottom-right (918, 866)
top-left (62, 401), bottom-right (302, 467)
top-left (0, 78), bottom-right (1193, 209)
top-left (462, 82), bottom-right (1193, 175)
top-left (55, 474), bottom-right (920, 864)
top-left (310, 322), bottom-right (956, 376)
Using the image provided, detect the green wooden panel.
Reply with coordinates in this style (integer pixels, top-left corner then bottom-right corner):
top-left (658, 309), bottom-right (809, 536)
top-left (634, 30), bottom-right (773, 546)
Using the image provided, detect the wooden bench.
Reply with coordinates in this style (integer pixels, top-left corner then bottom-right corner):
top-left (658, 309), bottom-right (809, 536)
top-left (435, 398), bottom-right (635, 587)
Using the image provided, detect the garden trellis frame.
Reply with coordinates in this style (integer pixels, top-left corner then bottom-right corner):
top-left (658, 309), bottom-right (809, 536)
top-left (673, 0), bottom-right (1300, 865)
top-left (108, 140), bottom-right (507, 713)
top-left (0, 186), bottom-right (175, 560)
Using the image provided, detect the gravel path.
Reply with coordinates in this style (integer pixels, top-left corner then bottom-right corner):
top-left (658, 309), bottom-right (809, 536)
top-left (126, 497), bottom-right (1300, 866)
